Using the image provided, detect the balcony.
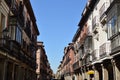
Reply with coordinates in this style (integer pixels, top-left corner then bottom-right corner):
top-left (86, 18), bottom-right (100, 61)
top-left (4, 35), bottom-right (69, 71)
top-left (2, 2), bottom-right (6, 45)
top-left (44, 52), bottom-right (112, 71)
top-left (111, 34), bottom-right (120, 54)
top-left (18, 3), bottom-right (24, 27)
top-left (5, 0), bottom-right (12, 7)
top-left (10, 41), bottom-right (21, 57)
top-left (76, 43), bottom-right (81, 51)
top-left (11, 3), bottom-right (18, 16)
top-left (24, 55), bottom-right (36, 70)
top-left (11, 41), bottom-right (36, 69)
top-left (73, 61), bottom-right (80, 71)
top-left (29, 57), bottom-right (36, 69)
top-left (0, 32), bottom-right (10, 51)
top-left (92, 49), bottom-right (99, 61)
top-left (9, 16), bottom-right (17, 26)
top-left (24, 20), bottom-right (31, 39)
top-left (85, 48), bottom-right (92, 54)
top-left (99, 41), bottom-right (111, 58)
top-left (99, 2), bottom-right (109, 24)
top-left (31, 34), bottom-right (37, 47)
top-left (0, 32), bottom-right (36, 69)
top-left (86, 54), bottom-right (92, 64)
top-left (73, 53), bottom-right (81, 70)
top-left (6, 1), bottom-right (24, 27)
top-left (92, 16), bottom-right (99, 33)
top-left (5, 0), bottom-right (18, 16)
top-left (87, 25), bottom-right (92, 36)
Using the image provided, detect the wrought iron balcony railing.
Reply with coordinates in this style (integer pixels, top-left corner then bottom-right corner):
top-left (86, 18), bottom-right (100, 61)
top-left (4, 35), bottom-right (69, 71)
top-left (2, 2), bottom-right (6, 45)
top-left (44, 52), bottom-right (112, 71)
top-left (99, 41), bottom-right (111, 58)
top-left (99, 2), bottom-right (109, 21)
top-left (31, 34), bottom-right (37, 46)
top-left (92, 49), bottom-right (99, 61)
top-left (0, 31), bottom-right (11, 50)
top-left (86, 54), bottom-right (92, 64)
top-left (0, 32), bottom-right (36, 69)
top-left (111, 34), bottom-right (120, 54)
top-left (92, 16), bottom-right (99, 30)
top-left (5, 0), bottom-right (12, 7)
top-left (24, 20), bottom-right (31, 39)
top-left (5, 0), bottom-right (18, 16)
top-left (73, 61), bottom-right (80, 70)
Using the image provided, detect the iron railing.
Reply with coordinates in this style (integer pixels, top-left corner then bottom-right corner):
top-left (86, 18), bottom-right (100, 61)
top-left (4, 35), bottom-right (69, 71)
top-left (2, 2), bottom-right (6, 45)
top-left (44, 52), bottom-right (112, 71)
top-left (92, 16), bottom-right (99, 30)
top-left (92, 49), bottom-right (99, 61)
top-left (99, 41), bottom-right (111, 58)
top-left (73, 61), bottom-right (80, 70)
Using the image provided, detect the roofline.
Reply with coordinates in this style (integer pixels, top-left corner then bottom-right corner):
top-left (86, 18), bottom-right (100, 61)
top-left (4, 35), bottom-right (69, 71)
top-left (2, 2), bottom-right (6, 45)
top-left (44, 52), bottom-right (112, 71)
top-left (72, 0), bottom-right (99, 42)
top-left (24, 0), bottom-right (40, 35)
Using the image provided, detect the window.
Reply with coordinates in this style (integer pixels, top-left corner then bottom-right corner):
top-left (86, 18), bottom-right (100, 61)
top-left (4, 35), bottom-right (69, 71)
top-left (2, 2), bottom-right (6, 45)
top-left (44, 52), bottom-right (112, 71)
top-left (107, 15), bottom-right (117, 38)
top-left (16, 26), bottom-right (22, 44)
top-left (1, 14), bottom-right (6, 31)
top-left (9, 23), bottom-right (22, 44)
top-left (0, 13), bottom-right (7, 38)
top-left (10, 26), bottom-right (16, 40)
top-left (32, 51), bottom-right (36, 59)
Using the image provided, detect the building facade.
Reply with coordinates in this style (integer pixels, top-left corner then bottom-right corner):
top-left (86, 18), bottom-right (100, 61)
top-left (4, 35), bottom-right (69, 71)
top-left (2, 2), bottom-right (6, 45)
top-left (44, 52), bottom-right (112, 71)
top-left (36, 42), bottom-right (53, 80)
top-left (57, 0), bottom-right (120, 80)
top-left (0, 0), bottom-right (39, 80)
top-left (56, 43), bottom-right (75, 80)
top-left (72, 0), bottom-right (120, 80)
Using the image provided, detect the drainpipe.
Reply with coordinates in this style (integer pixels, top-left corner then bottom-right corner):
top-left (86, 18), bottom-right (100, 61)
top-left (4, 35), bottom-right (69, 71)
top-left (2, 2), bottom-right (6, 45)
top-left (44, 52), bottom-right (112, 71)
top-left (101, 64), bottom-right (104, 80)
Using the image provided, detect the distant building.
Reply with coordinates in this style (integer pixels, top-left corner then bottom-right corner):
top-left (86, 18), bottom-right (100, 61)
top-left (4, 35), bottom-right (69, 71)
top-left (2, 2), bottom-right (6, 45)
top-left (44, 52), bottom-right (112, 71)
top-left (0, 0), bottom-right (39, 80)
top-left (56, 43), bottom-right (75, 80)
top-left (36, 42), bottom-right (53, 80)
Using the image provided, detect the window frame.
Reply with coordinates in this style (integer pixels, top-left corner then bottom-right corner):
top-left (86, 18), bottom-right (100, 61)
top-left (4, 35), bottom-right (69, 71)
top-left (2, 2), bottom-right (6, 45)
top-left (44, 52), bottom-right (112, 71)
top-left (15, 24), bottom-right (22, 44)
top-left (107, 15), bottom-right (117, 39)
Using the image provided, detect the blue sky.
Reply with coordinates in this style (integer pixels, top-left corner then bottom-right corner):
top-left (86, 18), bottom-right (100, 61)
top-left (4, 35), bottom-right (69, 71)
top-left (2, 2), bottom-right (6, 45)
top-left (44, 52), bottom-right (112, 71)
top-left (30, 0), bottom-right (87, 73)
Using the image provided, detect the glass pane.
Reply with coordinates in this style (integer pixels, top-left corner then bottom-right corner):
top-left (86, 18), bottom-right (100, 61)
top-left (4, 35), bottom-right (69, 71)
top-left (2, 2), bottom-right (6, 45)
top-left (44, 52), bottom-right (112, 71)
top-left (16, 26), bottom-right (22, 44)
top-left (11, 26), bottom-right (16, 40)
top-left (107, 15), bottom-right (117, 38)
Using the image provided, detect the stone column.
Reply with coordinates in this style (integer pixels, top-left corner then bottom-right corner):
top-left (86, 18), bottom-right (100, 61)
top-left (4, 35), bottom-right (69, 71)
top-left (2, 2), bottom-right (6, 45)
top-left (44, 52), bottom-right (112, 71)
top-left (94, 63), bottom-right (103, 80)
top-left (79, 72), bottom-right (82, 80)
top-left (112, 59), bottom-right (120, 80)
top-left (95, 70), bottom-right (99, 80)
top-left (76, 73), bottom-right (78, 80)
top-left (87, 67), bottom-right (90, 80)
top-left (81, 68), bottom-right (85, 80)
top-left (93, 65), bottom-right (99, 80)
top-left (84, 67), bottom-right (88, 80)
top-left (0, 59), bottom-right (6, 80)
top-left (111, 59), bottom-right (115, 80)
top-left (12, 63), bottom-right (15, 80)
top-left (102, 64), bottom-right (108, 80)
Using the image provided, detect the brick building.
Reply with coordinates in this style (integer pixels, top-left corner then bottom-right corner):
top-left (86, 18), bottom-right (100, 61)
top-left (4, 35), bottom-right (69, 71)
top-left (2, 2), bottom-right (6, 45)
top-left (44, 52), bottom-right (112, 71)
top-left (36, 42), bottom-right (53, 80)
top-left (57, 0), bottom-right (120, 80)
top-left (0, 0), bottom-right (39, 80)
